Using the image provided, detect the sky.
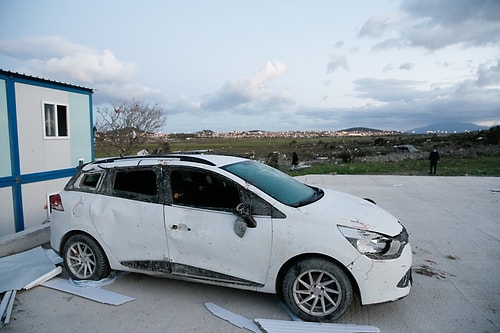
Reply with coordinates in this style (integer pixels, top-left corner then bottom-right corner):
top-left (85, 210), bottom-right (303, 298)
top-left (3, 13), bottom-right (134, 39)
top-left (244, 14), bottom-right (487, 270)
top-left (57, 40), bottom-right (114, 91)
top-left (1, 0), bottom-right (499, 133)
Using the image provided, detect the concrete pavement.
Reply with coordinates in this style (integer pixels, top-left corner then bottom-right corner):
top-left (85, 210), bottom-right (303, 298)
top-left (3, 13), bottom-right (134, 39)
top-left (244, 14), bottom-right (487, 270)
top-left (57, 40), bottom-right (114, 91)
top-left (0, 223), bottom-right (50, 258)
top-left (3, 175), bottom-right (500, 332)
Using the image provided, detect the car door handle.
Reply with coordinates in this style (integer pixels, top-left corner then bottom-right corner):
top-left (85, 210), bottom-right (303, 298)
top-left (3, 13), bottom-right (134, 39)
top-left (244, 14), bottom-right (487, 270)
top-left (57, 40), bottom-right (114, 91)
top-left (171, 224), bottom-right (191, 231)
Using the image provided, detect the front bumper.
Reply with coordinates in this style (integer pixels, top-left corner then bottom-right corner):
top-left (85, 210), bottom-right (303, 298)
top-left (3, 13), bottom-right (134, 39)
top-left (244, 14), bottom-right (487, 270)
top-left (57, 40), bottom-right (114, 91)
top-left (347, 244), bottom-right (412, 305)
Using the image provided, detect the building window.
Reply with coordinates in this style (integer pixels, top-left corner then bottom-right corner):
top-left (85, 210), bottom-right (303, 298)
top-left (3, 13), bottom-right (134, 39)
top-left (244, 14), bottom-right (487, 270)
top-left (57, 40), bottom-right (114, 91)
top-left (44, 103), bottom-right (68, 137)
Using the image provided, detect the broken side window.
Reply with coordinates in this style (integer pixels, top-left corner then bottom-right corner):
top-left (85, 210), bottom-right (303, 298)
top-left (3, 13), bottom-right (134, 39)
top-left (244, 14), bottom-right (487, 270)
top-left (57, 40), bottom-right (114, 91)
top-left (240, 189), bottom-right (285, 218)
top-left (79, 173), bottom-right (102, 190)
top-left (112, 168), bottom-right (158, 203)
top-left (169, 168), bottom-right (240, 211)
top-left (68, 171), bottom-right (104, 192)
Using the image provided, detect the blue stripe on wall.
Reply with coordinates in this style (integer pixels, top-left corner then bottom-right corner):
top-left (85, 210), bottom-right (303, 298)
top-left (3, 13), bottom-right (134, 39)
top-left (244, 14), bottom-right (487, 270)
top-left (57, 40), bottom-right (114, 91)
top-left (21, 168), bottom-right (77, 184)
top-left (4, 74), bottom-right (24, 231)
top-left (0, 168), bottom-right (77, 187)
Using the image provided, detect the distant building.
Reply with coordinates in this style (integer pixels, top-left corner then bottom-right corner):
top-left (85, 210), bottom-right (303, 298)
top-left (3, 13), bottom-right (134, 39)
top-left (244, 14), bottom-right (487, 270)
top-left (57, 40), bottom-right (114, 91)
top-left (0, 70), bottom-right (93, 237)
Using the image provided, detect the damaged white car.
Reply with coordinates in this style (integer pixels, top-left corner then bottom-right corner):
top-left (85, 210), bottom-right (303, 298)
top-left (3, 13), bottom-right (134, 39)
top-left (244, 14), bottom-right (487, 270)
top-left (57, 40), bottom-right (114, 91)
top-left (50, 154), bottom-right (412, 321)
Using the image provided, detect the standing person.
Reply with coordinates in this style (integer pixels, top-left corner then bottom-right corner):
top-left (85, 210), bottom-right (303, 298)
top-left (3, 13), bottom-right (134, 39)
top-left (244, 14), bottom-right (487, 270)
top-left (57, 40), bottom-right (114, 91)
top-left (429, 146), bottom-right (440, 175)
top-left (291, 152), bottom-right (299, 170)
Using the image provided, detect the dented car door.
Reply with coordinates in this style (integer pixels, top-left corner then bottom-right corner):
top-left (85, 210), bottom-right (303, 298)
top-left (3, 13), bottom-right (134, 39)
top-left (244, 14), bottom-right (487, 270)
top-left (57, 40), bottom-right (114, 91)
top-left (164, 167), bottom-right (273, 286)
top-left (89, 167), bottom-right (169, 266)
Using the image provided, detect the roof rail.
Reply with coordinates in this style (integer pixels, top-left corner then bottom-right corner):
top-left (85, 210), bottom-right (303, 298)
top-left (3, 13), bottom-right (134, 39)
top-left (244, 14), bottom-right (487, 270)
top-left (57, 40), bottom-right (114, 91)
top-left (93, 154), bottom-right (216, 166)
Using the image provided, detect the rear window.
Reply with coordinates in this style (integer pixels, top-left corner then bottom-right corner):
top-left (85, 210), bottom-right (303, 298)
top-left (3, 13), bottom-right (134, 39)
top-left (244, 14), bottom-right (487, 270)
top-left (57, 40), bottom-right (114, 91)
top-left (70, 172), bottom-right (103, 192)
top-left (81, 173), bottom-right (101, 188)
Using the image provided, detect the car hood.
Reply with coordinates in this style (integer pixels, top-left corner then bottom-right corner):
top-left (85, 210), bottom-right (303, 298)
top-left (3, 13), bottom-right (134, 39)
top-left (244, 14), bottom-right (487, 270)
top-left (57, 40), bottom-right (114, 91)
top-left (297, 188), bottom-right (403, 236)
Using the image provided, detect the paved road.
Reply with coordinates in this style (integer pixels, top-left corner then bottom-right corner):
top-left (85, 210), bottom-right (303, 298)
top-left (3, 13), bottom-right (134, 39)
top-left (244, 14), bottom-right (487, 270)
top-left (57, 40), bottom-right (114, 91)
top-left (4, 175), bottom-right (500, 333)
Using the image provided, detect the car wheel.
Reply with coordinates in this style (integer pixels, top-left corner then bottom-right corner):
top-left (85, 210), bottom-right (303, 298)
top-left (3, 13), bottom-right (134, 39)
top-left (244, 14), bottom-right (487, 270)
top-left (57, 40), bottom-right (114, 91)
top-left (63, 234), bottom-right (111, 280)
top-left (281, 258), bottom-right (352, 322)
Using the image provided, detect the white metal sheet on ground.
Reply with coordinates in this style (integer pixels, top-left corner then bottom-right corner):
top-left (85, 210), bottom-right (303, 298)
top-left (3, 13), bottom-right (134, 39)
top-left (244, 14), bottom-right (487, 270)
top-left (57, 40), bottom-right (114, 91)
top-left (0, 290), bottom-right (13, 322)
top-left (204, 302), bottom-right (261, 333)
top-left (41, 277), bottom-right (134, 305)
top-left (254, 318), bottom-right (380, 333)
top-left (3, 290), bottom-right (16, 324)
top-left (24, 266), bottom-right (62, 290)
top-left (0, 247), bottom-right (56, 293)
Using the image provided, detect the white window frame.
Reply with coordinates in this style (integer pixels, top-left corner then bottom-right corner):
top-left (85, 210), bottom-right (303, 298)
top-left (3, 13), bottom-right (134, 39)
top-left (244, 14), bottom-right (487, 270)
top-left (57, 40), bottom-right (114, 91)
top-left (42, 101), bottom-right (70, 139)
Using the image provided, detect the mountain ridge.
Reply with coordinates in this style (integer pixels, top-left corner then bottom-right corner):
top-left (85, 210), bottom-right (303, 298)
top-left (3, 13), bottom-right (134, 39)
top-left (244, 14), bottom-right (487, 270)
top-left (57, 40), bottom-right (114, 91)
top-left (407, 122), bottom-right (488, 134)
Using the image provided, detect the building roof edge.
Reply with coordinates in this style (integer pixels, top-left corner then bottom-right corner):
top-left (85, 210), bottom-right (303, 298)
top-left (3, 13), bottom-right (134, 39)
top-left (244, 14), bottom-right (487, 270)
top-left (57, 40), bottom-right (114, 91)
top-left (0, 69), bottom-right (93, 93)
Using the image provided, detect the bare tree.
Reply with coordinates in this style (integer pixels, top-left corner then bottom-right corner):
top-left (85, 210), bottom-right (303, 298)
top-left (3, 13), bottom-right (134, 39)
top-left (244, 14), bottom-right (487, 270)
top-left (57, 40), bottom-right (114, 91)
top-left (95, 100), bottom-right (167, 156)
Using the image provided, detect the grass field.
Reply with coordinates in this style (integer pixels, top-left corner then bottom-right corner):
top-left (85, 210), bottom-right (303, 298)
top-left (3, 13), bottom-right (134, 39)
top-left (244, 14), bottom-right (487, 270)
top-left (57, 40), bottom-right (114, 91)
top-left (287, 156), bottom-right (500, 177)
top-left (94, 134), bottom-right (500, 177)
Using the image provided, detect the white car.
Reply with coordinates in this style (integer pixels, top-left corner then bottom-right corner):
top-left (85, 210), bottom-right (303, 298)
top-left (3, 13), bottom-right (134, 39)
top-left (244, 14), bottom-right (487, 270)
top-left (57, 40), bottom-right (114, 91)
top-left (50, 154), bottom-right (412, 321)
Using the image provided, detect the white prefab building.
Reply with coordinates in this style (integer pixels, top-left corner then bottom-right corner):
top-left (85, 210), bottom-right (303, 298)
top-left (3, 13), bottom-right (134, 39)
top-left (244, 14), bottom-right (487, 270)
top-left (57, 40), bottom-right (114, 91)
top-left (0, 70), bottom-right (93, 237)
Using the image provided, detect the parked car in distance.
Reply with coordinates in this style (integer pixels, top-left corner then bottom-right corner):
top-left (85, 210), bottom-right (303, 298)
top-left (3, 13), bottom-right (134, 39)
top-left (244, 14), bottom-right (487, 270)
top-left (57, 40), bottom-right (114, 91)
top-left (50, 154), bottom-right (412, 322)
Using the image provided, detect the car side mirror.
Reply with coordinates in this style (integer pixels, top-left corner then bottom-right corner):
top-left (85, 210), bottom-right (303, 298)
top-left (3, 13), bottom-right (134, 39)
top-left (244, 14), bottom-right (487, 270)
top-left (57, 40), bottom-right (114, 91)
top-left (235, 203), bottom-right (257, 228)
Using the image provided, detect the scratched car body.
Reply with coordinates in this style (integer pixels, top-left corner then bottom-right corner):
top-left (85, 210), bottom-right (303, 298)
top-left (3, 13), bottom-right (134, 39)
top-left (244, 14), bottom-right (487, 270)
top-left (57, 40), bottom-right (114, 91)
top-left (50, 154), bottom-right (412, 321)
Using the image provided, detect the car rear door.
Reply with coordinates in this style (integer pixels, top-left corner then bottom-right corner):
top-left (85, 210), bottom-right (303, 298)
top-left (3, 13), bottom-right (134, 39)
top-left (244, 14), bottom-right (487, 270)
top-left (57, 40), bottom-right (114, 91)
top-left (164, 166), bottom-right (273, 286)
top-left (89, 167), bottom-right (169, 266)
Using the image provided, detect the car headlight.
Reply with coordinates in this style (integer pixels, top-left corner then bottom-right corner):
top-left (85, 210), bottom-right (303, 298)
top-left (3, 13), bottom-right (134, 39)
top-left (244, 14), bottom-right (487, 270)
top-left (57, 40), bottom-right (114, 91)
top-left (338, 225), bottom-right (408, 260)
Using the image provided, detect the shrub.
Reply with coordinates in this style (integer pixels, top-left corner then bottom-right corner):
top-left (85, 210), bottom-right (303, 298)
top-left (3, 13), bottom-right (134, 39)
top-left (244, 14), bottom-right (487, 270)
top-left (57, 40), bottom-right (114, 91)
top-left (338, 149), bottom-right (354, 163)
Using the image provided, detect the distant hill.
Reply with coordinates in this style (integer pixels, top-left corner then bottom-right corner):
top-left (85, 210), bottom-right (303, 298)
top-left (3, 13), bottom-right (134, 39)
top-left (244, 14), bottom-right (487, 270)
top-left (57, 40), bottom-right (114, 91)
top-left (407, 122), bottom-right (488, 134)
top-left (340, 127), bottom-right (386, 133)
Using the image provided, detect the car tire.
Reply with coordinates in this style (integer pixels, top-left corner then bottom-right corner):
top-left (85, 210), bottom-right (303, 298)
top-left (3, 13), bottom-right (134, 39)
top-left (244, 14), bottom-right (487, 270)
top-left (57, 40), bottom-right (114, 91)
top-left (281, 258), bottom-right (352, 322)
top-left (63, 234), bottom-right (111, 281)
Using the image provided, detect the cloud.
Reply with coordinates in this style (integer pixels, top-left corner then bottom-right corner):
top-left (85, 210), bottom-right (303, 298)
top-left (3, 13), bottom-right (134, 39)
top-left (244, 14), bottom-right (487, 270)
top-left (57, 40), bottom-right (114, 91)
top-left (382, 64), bottom-right (394, 72)
top-left (199, 61), bottom-right (293, 112)
top-left (0, 36), bottom-right (88, 60)
top-left (476, 60), bottom-right (500, 87)
top-left (93, 82), bottom-right (164, 104)
top-left (358, 13), bottom-right (400, 39)
top-left (0, 36), bottom-right (160, 103)
top-left (181, 56), bottom-right (500, 132)
top-left (293, 58), bottom-right (500, 131)
top-left (25, 48), bottom-right (135, 85)
top-left (326, 56), bottom-right (349, 74)
top-left (362, 0), bottom-right (500, 51)
top-left (399, 62), bottom-right (414, 71)
top-left (354, 78), bottom-right (427, 102)
top-left (334, 41), bottom-right (344, 49)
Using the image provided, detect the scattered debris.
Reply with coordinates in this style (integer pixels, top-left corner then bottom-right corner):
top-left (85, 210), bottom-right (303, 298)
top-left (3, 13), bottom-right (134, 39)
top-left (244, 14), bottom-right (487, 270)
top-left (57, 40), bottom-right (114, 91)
top-left (0, 246), bottom-right (132, 328)
top-left (413, 264), bottom-right (447, 279)
top-left (204, 302), bottom-right (260, 333)
top-left (296, 162), bottom-right (311, 170)
top-left (0, 247), bottom-right (63, 327)
top-left (42, 277), bottom-right (134, 305)
top-left (0, 290), bottom-right (16, 326)
top-left (205, 302), bottom-right (380, 333)
top-left (69, 271), bottom-right (121, 288)
top-left (254, 318), bottom-right (380, 333)
top-left (0, 246), bottom-right (60, 293)
top-left (24, 266), bottom-right (62, 290)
